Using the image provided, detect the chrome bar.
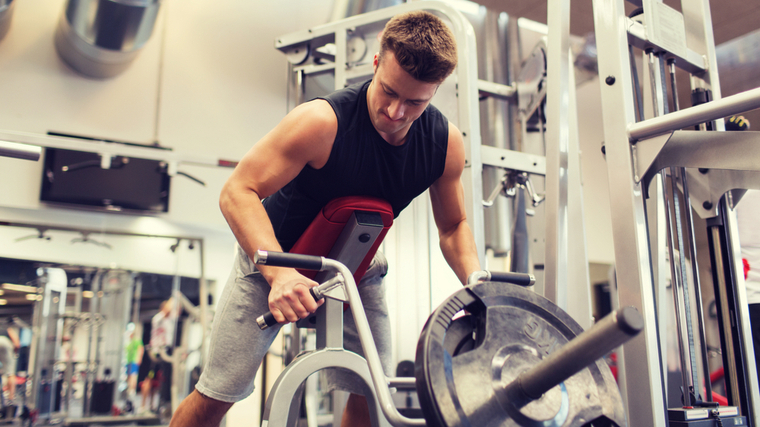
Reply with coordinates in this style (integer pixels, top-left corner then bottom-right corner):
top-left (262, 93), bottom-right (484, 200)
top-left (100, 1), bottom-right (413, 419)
top-left (710, 225), bottom-right (742, 405)
top-left (477, 79), bottom-right (517, 101)
top-left (324, 258), bottom-right (424, 427)
top-left (388, 377), bottom-right (416, 389)
top-left (628, 87), bottom-right (760, 141)
top-left (669, 58), bottom-right (714, 402)
top-left (509, 307), bottom-right (643, 402)
top-left (0, 140), bottom-right (41, 161)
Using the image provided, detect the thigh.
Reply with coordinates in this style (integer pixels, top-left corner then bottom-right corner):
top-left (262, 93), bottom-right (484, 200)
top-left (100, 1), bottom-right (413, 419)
top-left (195, 249), bottom-right (282, 402)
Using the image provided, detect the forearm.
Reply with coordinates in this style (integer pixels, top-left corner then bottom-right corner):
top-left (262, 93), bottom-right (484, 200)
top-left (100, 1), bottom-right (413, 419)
top-left (219, 182), bottom-right (297, 285)
top-left (439, 220), bottom-right (482, 285)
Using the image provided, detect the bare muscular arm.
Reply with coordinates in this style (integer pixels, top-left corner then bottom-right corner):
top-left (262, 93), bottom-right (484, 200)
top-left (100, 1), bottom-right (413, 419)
top-left (219, 100), bottom-right (337, 323)
top-left (429, 122), bottom-right (482, 285)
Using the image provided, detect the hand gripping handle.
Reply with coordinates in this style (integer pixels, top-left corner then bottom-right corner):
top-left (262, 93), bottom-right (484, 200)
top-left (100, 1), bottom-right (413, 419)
top-left (254, 250), bottom-right (325, 330)
top-left (256, 287), bottom-right (320, 330)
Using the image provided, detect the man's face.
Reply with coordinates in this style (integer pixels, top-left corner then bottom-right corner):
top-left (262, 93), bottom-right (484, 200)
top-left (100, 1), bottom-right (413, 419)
top-left (367, 51), bottom-right (439, 144)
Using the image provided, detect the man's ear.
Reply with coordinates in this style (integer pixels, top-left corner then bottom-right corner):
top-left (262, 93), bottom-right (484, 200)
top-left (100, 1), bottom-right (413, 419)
top-left (373, 53), bottom-right (379, 74)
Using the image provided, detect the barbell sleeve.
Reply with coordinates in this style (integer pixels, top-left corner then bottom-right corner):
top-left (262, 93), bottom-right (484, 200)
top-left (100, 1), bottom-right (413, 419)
top-left (505, 306), bottom-right (644, 403)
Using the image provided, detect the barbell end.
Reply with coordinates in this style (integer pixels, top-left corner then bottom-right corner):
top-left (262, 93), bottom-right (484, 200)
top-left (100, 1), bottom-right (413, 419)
top-left (617, 306), bottom-right (645, 336)
top-left (254, 250), bottom-right (268, 265)
top-left (256, 315), bottom-right (269, 330)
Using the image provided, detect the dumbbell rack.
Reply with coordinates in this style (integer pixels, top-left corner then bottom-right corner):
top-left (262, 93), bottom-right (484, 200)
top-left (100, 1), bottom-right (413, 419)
top-left (591, 0), bottom-right (760, 425)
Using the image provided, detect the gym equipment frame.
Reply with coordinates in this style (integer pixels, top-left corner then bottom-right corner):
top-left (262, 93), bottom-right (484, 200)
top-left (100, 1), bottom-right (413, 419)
top-left (592, 0), bottom-right (760, 424)
top-left (275, 0), bottom-right (593, 327)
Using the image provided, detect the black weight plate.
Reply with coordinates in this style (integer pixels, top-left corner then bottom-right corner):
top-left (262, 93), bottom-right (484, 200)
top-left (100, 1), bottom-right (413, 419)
top-left (414, 282), bottom-right (626, 427)
top-left (443, 316), bottom-right (477, 356)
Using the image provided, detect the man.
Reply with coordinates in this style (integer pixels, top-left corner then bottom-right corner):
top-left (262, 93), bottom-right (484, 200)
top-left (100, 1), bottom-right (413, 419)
top-left (0, 321), bottom-right (20, 402)
top-left (142, 298), bottom-right (177, 413)
top-left (124, 322), bottom-right (143, 413)
top-left (170, 10), bottom-right (481, 427)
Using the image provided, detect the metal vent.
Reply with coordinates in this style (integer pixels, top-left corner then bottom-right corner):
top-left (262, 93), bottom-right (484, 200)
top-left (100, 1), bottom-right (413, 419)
top-left (54, 0), bottom-right (161, 78)
top-left (0, 0), bottom-right (15, 43)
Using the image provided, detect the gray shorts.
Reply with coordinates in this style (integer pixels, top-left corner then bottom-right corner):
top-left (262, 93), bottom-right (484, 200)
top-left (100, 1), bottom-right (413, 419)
top-left (195, 246), bottom-right (392, 403)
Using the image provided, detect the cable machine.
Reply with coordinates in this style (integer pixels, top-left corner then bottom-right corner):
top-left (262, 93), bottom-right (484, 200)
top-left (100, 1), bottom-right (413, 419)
top-left (592, 0), bottom-right (760, 424)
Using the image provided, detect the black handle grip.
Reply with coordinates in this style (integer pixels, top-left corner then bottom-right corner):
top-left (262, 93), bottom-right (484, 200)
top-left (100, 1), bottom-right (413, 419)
top-left (257, 312), bottom-right (278, 330)
top-left (254, 250), bottom-right (324, 271)
top-left (489, 271), bottom-right (535, 287)
top-left (257, 287), bottom-right (321, 330)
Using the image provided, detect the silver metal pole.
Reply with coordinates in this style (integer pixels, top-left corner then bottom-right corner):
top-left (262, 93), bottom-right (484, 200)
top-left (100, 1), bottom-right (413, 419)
top-left (508, 307), bottom-right (643, 402)
top-left (324, 258), bottom-right (424, 427)
top-left (668, 58), bottom-right (713, 403)
top-left (628, 87), bottom-right (760, 141)
top-left (543, 0), bottom-right (572, 311)
top-left (198, 240), bottom-right (208, 370)
top-left (592, 0), bottom-right (669, 423)
top-left (710, 226), bottom-right (742, 405)
top-left (648, 49), bottom-right (694, 407)
top-left (0, 140), bottom-right (41, 161)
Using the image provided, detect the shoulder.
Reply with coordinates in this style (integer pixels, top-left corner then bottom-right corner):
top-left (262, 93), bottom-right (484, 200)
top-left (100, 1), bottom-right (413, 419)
top-left (285, 81), bottom-right (368, 148)
top-left (286, 99), bottom-right (337, 135)
top-left (283, 100), bottom-right (337, 168)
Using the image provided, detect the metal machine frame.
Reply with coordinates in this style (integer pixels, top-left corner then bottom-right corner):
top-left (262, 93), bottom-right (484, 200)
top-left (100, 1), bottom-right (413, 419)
top-left (275, 0), bottom-right (592, 327)
top-left (592, 0), bottom-right (760, 424)
top-left (29, 268), bottom-right (68, 421)
top-left (260, 210), bottom-right (399, 427)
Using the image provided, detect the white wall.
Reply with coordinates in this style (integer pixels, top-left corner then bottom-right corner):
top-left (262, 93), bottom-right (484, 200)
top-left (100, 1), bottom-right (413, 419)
top-left (0, 0), bottom-right (334, 424)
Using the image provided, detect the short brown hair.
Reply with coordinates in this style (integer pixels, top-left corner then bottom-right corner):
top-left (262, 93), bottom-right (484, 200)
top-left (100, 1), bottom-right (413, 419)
top-left (379, 11), bottom-right (458, 84)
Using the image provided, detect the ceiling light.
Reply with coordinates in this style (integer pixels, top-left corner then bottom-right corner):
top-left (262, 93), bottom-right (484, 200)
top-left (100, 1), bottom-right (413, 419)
top-left (2, 283), bottom-right (39, 293)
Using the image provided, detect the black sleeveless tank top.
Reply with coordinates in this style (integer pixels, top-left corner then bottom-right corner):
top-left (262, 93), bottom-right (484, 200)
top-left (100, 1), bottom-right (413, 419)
top-left (264, 79), bottom-right (449, 251)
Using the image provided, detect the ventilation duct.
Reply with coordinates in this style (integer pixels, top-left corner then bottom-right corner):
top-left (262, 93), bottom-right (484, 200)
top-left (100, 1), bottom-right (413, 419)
top-left (54, 0), bottom-right (161, 78)
top-left (330, 0), bottom-right (404, 20)
top-left (0, 0), bottom-right (15, 42)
